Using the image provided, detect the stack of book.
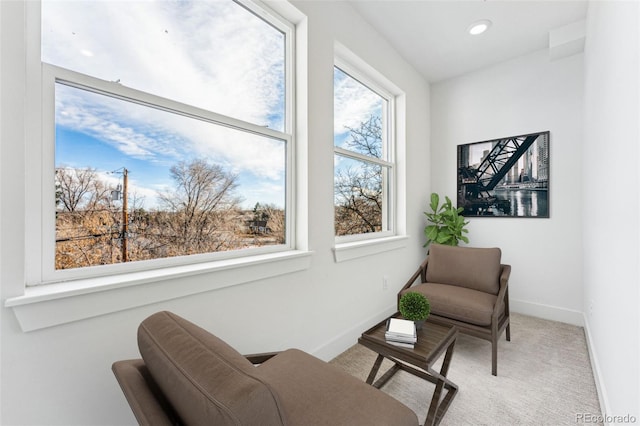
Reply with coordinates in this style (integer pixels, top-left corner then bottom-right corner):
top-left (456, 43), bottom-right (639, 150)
top-left (385, 318), bottom-right (417, 348)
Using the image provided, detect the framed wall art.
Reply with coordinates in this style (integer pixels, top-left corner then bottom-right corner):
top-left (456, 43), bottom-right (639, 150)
top-left (457, 131), bottom-right (550, 218)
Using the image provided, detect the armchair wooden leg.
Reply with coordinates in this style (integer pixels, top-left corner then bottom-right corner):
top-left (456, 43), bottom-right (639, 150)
top-left (506, 323), bottom-right (511, 342)
top-left (491, 338), bottom-right (498, 376)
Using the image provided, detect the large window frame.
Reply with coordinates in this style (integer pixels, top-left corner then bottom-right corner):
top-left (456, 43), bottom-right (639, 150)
top-left (5, 0), bottom-right (309, 332)
top-left (24, 0), bottom-right (298, 287)
top-left (333, 54), bottom-right (397, 244)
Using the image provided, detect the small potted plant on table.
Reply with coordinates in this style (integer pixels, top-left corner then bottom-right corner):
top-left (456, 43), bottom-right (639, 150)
top-left (399, 292), bottom-right (431, 330)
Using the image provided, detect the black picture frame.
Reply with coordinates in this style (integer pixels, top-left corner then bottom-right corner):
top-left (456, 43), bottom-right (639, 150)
top-left (457, 131), bottom-right (550, 218)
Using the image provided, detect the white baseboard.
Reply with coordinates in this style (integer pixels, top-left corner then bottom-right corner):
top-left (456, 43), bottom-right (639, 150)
top-left (311, 305), bottom-right (396, 362)
top-left (510, 298), bottom-right (584, 326)
top-left (582, 314), bottom-right (610, 422)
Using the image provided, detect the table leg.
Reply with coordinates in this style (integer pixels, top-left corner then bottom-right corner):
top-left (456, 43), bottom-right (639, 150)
top-left (366, 354), bottom-right (385, 385)
top-left (424, 340), bottom-right (457, 426)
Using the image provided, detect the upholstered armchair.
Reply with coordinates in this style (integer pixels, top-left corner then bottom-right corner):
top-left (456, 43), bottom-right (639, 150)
top-left (398, 243), bottom-right (511, 376)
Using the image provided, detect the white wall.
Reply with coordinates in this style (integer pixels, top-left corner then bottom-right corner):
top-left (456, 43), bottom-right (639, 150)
top-left (0, 1), bottom-right (430, 424)
top-left (582, 0), bottom-right (639, 420)
top-left (0, 1), bottom-right (3, 421)
top-left (430, 50), bottom-right (585, 325)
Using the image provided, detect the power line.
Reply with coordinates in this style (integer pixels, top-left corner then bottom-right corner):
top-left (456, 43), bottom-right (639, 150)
top-left (55, 232), bottom-right (118, 243)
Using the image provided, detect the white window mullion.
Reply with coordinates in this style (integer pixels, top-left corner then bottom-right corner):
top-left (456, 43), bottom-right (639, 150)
top-left (46, 64), bottom-right (290, 143)
top-left (334, 147), bottom-right (393, 169)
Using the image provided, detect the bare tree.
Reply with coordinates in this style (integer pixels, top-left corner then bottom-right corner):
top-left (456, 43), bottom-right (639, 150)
top-left (156, 159), bottom-right (241, 255)
top-left (335, 165), bottom-right (382, 235)
top-left (54, 159), bottom-right (256, 269)
top-left (250, 202), bottom-right (285, 244)
top-left (55, 167), bottom-right (119, 269)
top-left (263, 204), bottom-right (285, 244)
top-left (55, 209), bottom-right (116, 269)
top-left (334, 115), bottom-right (384, 236)
top-left (343, 115), bottom-right (382, 158)
top-left (55, 167), bottom-right (110, 212)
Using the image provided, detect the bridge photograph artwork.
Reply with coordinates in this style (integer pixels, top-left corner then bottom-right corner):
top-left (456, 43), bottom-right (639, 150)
top-left (457, 131), bottom-right (550, 218)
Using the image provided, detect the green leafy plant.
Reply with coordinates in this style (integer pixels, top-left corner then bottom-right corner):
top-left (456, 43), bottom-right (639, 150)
top-left (424, 192), bottom-right (469, 247)
top-left (399, 292), bottom-right (431, 321)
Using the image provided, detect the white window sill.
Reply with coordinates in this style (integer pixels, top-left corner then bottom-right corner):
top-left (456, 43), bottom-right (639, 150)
top-left (333, 235), bottom-right (408, 263)
top-left (5, 250), bottom-right (312, 332)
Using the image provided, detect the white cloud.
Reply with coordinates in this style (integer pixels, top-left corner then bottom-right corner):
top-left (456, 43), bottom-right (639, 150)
top-left (43, 0), bottom-right (286, 178)
top-left (55, 84), bottom-right (185, 162)
top-left (241, 180), bottom-right (285, 208)
top-left (333, 68), bottom-right (382, 137)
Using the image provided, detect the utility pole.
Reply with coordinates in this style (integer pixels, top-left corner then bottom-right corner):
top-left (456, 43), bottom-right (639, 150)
top-left (122, 168), bottom-right (128, 262)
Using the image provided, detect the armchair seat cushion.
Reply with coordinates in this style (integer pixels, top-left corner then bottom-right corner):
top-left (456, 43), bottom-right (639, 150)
top-left (403, 283), bottom-right (502, 326)
top-left (257, 348), bottom-right (418, 426)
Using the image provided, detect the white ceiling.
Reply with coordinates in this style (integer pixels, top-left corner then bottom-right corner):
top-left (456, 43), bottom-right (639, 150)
top-left (348, 0), bottom-right (588, 82)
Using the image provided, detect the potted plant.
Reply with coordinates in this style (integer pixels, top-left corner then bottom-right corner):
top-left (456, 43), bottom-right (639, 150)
top-left (424, 192), bottom-right (469, 247)
top-left (399, 292), bottom-right (431, 329)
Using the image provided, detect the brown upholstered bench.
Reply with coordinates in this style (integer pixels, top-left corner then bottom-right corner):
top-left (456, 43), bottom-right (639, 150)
top-left (112, 311), bottom-right (419, 425)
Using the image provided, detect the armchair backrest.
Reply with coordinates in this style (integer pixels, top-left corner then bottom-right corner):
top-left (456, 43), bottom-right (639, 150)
top-left (426, 244), bottom-right (502, 295)
top-left (137, 311), bottom-right (286, 425)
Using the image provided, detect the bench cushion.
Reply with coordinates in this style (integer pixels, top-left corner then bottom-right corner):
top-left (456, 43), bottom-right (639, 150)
top-left (256, 348), bottom-right (419, 426)
top-left (402, 283), bottom-right (500, 326)
top-left (137, 311), bottom-right (286, 426)
top-left (426, 244), bottom-right (501, 295)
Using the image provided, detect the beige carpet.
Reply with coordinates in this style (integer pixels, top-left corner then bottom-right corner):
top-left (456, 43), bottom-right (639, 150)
top-left (330, 313), bottom-right (601, 426)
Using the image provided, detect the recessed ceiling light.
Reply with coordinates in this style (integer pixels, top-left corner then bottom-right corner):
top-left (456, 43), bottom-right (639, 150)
top-left (467, 20), bottom-right (492, 36)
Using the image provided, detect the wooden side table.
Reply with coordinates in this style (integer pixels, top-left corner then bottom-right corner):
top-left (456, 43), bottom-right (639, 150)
top-left (358, 313), bottom-right (458, 426)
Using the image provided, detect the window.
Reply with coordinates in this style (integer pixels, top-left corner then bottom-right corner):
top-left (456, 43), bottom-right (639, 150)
top-left (333, 59), bottom-right (395, 241)
top-left (30, 0), bottom-right (295, 284)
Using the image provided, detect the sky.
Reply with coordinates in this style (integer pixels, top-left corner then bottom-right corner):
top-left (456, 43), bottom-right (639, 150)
top-left (44, 0), bottom-right (382, 211)
top-left (333, 65), bottom-right (384, 189)
top-left (44, 0), bottom-right (287, 210)
top-left (333, 67), bottom-right (383, 153)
